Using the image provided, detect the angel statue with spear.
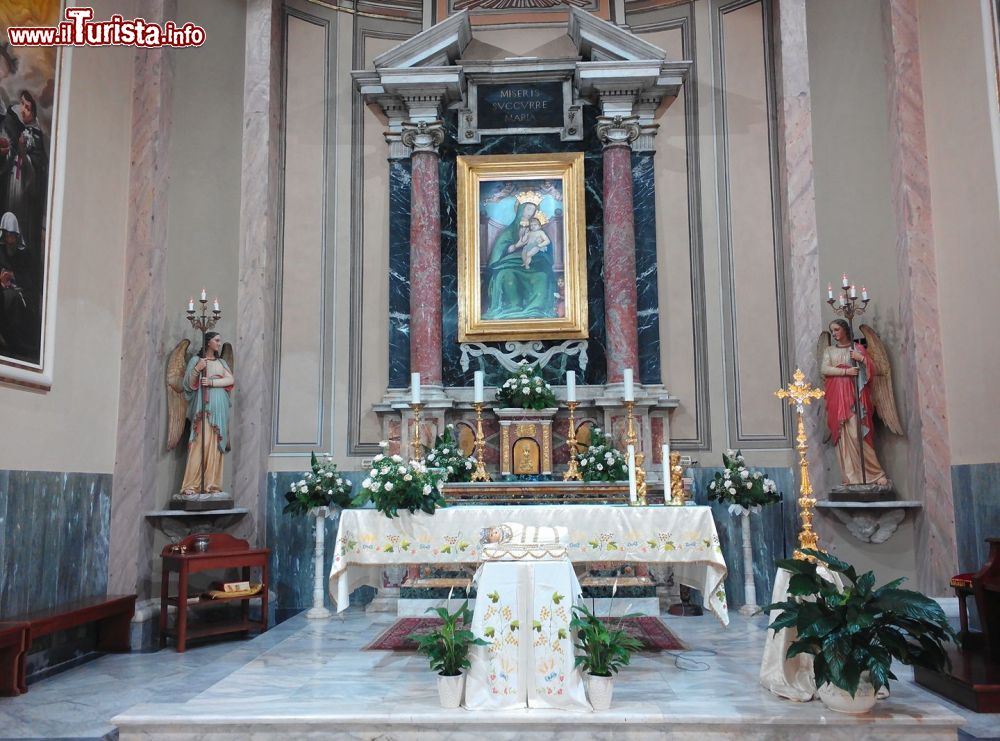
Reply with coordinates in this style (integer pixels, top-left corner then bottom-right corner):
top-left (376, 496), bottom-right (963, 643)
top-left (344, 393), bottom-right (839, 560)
top-left (166, 331), bottom-right (235, 499)
top-left (817, 318), bottom-right (901, 492)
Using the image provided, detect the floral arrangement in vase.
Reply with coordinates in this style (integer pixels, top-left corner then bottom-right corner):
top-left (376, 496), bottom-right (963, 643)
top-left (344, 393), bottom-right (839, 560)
top-left (576, 427), bottom-right (628, 482)
top-left (495, 361), bottom-right (557, 410)
top-left (706, 449), bottom-right (780, 515)
top-left (425, 424), bottom-right (477, 483)
top-left (282, 452), bottom-right (353, 515)
top-left (353, 442), bottom-right (447, 518)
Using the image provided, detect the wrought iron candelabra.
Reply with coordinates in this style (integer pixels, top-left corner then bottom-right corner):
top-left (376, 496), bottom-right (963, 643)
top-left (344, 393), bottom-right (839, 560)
top-left (186, 295), bottom-right (221, 336)
top-left (563, 401), bottom-right (583, 481)
top-left (470, 402), bottom-right (492, 482)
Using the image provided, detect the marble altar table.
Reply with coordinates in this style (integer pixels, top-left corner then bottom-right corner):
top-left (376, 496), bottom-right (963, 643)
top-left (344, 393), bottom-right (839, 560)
top-left (329, 505), bottom-right (729, 624)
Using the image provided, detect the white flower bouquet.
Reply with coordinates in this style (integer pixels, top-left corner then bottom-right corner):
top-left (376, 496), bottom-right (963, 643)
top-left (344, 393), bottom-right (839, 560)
top-left (576, 427), bottom-right (628, 482)
top-left (283, 452), bottom-right (353, 515)
top-left (353, 442), bottom-right (447, 518)
top-left (495, 360), bottom-right (557, 410)
top-left (706, 449), bottom-right (780, 515)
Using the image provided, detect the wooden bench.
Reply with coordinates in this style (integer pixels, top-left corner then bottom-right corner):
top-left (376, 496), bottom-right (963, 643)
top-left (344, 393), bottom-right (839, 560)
top-left (0, 594), bottom-right (136, 695)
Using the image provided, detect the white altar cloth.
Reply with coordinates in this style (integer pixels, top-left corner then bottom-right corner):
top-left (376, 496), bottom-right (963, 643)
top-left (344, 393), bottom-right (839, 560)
top-left (464, 559), bottom-right (590, 711)
top-left (329, 504), bottom-right (729, 624)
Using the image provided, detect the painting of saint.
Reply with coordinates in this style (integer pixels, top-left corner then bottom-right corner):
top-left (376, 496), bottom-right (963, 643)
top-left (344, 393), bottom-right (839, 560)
top-left (480, 180), bottom-right (563, 321)
top-left (457, 153), bottom-right (587, 342)
top-left (0, 2), bottom-right (63, 383)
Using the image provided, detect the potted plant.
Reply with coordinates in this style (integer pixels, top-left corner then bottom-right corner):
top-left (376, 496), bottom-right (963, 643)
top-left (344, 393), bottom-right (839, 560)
top-left (706, 449), bottom-right (780, 615)
top-left (765, 549), bottom-right (954, 714)
top-left (575, 426), bottom-right (628, 482)
top-left (424, 424), bottom-right (477, 483)
top-left (495, 361), bottom-right (557, 410)
top-left (352, 441), bottom-right (447, 518)
top-left (283, 453), bottom-right (353, 619)
top-left (570, 601), bottom-right (643, 710)
top-left (410, 600), bottom-right (488, 708)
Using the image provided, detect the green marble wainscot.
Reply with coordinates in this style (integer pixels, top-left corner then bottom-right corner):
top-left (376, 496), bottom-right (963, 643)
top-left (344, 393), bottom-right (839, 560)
top-left (0, 469), bottom-right (112, 678)
top-left (688, 466), bottom-right (796, 609)
top-left (952, 461), bottom-right (1000, 574)
top-left (266, 471), bottom-right (372, 621)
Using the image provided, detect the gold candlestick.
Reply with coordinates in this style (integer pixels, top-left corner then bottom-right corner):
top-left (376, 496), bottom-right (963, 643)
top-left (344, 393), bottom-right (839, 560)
top-left (669, 450), bottom-right (687, 505)
top-left (410, 403), bottom-right (425, 461)
top-left (563, 401), bottom-right (583, 481)
top-left (624, 400), bottom-right (647, 506)
top-left (471, 402), bottom-right (492, 482)
top-left (775, 369), bottom-right (825, 560)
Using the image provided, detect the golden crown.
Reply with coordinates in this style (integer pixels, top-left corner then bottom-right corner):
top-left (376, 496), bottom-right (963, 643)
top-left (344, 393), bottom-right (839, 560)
top-left (515, 190), bottom-right (543, 206)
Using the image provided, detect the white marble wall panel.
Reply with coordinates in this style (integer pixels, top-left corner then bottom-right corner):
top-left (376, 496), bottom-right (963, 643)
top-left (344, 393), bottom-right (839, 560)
top-left (881, 0), bottom-right (957, 594)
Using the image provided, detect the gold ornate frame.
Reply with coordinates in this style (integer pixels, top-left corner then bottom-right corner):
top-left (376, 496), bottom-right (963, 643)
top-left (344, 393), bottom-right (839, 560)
top-left (457, 153), bottom-right (588, 342)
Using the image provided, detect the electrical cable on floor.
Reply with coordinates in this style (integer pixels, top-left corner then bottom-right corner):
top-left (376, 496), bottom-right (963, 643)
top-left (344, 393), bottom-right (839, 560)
top-left (661, 648), bottom-right (717, 672)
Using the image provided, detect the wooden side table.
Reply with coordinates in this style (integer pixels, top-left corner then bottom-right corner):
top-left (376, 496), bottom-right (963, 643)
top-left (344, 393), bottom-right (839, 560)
top-left (159, 533), bottom-right (269, 652)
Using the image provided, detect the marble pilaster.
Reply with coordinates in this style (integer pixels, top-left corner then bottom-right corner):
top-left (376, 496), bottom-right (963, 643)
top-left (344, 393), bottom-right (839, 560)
top-left (404, 122), bottom-right (445, 386)
top-left (772, 0), bottom-right (829, 506)
top-left (599, 116), bottom-right (641, 384)
top-left (108, 0), bottom-right (176, 598)
top-left (232, 0), bottom-right (282, 546)
top-left (388, 157), bottom-right (412, 389)
top-left (632, 150), bottom-right (661, 385)
top-left (882, 0), bottom-right (957, 594)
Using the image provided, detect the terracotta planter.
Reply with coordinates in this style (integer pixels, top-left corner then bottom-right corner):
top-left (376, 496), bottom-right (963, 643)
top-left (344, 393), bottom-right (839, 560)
top-left (816, 674), bottom-right (876, 714)
top-left (437, 672), bottom-right (465, 709)
top-left (586, 673), bottom-right (614, 710)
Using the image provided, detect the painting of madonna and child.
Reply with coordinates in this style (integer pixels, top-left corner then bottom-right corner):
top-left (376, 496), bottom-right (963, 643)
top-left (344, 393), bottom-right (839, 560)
top-left (457, 153), bottom-right (588, 343)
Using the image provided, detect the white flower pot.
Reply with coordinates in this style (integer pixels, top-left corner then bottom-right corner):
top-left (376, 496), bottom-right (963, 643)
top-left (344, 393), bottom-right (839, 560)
top-left (586, 674), bottom-right (615, 711)
top-left (437, 672), bottom-right (465, 709)
top-left (816, 675), bottom-right (876, 714)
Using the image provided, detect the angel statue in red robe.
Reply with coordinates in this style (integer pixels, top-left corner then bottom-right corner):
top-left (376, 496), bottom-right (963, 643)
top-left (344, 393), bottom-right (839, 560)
top-left (817, 319), bottom-right (902, 492)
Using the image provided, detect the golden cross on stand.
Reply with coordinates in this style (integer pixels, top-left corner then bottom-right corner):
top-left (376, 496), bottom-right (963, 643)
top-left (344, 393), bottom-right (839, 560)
top-left (775, 369), bottom-right (825, 561)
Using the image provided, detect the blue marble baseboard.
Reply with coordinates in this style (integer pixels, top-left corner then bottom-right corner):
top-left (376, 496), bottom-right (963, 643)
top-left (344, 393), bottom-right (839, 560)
top-left (951, 461), bottom-right (1000, 574)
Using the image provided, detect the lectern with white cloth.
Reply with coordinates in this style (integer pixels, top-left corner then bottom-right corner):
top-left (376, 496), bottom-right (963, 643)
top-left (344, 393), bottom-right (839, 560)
top-left (462, 523), bottom-right (589, 710)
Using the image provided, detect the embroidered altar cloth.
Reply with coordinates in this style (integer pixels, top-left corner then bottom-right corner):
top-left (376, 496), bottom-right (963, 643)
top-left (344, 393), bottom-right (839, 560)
top-left (329, 504), bottom-right (730, 624)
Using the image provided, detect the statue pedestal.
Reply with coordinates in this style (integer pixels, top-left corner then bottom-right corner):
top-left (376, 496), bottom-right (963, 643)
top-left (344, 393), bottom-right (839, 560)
top-left (170, 491), bottom-right (234, 512)
top-left (495, 408), bottom-right (558, 478)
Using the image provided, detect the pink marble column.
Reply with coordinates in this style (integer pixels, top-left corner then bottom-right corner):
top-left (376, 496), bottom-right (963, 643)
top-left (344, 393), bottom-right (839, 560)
top-left (403, 123), bottom-right (445, 385)
top-left (773, 0), bottom-right (829, 500)
top-left (108, 0), bottom-right (176, 598)
top-left (882, 0), bottom-right (957, 594)
top-left (598, 116), bottom-right (640, 384)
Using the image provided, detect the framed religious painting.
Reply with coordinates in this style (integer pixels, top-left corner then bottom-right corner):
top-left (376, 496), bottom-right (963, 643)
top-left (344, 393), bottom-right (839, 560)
top-left (457, 153), bottom-right (588, 342)
top-left (0, 2), bottom-right (69, 388)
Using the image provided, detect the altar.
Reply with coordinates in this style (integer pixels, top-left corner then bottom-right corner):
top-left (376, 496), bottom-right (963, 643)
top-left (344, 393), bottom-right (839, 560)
top-left (329, 504), bottom-right (729, 624)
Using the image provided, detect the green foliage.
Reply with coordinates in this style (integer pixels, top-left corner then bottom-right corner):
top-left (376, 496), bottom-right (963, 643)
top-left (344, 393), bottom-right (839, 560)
top-left (282, 452), bottom-right (354, 515)
top-left (352, 443), bottom-right (447, 518)
top-left (576, 427), bottom-right (628, 482)
top-left (570, 602), bottom-right (643, 677)
top-left (706, 449), bottom-right (781, 511)
top-left (410, 600), bottom-right (489, 677)
top-left (425, 424), bottom-right (477, 483)
top-left (495, 361), bottom-right (558, 410)
top-left (764, 549), bottom-right (954, 697)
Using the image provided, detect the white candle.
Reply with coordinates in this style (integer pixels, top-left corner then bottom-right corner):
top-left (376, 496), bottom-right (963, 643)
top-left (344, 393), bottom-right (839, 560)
top-left (623, 368), bottom-right (634, 401)
top-left (473, 370), bottom-right (484, 403)
top-left (566, 371), bottom-right (576, 402)
top-left (861, 286), bottom-right (869, 301)
top-left (187, 297), bottom-right (194, 312)
top-left (213, 297), bottom-right (220, 312)
top-left (411, 372), bottom-right (421, 405)
top-left (827, 283), bottom-right (833, 300)
top-left (849, 284), bottom-right (857, 299)
top-left (661, 444), bottom-right (670, 501)
top-left (200, 287), bottom-right (207, 301)
top-left (626, 444), bottom-right (637, 505)
top-left (841, 273), bottom-right (849, 289)
top-left (839, 293), bottom-right (848, 307)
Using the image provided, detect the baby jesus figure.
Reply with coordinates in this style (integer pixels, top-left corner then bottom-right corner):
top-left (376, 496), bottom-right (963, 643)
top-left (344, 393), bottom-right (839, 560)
top-left (512, 217), bottom-right (551, 269)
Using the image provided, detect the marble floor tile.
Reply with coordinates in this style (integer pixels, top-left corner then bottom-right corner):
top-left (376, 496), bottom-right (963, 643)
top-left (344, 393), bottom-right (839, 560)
top-left (0, 608), bottom-right (993, 740)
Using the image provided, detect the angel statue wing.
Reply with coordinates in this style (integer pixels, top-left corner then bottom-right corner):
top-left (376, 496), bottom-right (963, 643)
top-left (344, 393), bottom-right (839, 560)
top-left (221, 342), bottom-right (234, 375)
top-left (165, 339), bottom-right (191, 450)
top-left (859, 324), bottom-right (904, 435)
top-left (815, 329), bottom-right (831, 376)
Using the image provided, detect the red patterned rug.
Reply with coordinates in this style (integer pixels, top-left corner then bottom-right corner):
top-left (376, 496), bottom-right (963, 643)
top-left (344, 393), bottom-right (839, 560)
top-left (364, 616), bottom-right (685, 652)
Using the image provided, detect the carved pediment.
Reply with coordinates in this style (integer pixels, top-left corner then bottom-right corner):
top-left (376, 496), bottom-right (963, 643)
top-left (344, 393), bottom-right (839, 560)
top-left (567, 6), bottom-right (667, 62)
top-left (372, 10), bottom-right (473, 70)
